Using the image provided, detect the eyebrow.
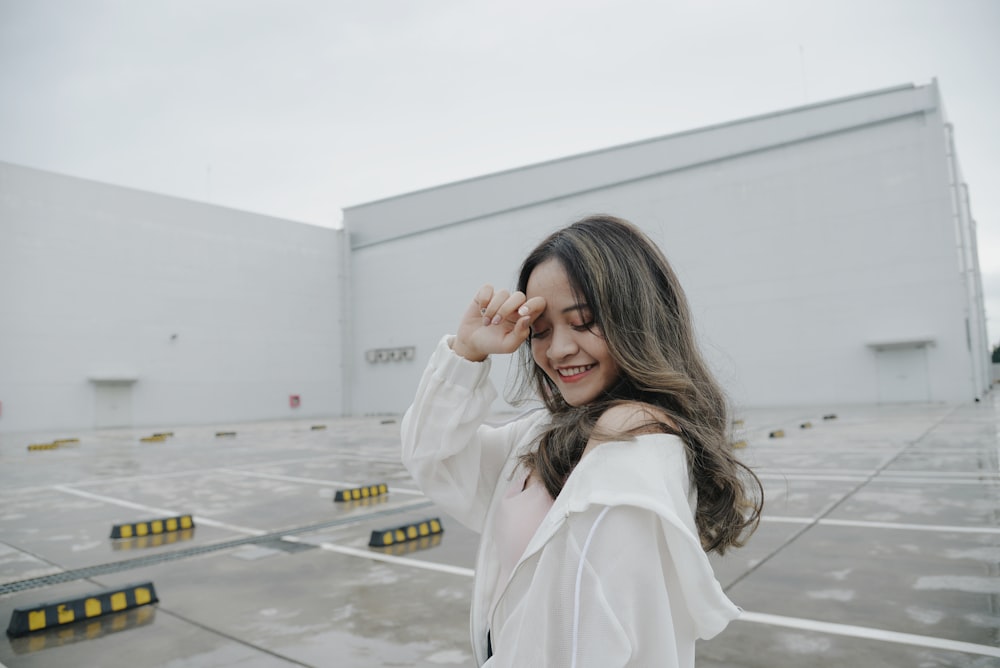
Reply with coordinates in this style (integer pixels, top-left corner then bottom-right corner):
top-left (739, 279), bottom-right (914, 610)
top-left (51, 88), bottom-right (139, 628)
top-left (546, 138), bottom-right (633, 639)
top-left (534, 303), bottom-right (590, 323)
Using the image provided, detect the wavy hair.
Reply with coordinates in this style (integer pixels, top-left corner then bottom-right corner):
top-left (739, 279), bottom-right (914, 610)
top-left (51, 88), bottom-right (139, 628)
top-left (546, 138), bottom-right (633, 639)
top-left (513, 215), bottom-right (762, 554)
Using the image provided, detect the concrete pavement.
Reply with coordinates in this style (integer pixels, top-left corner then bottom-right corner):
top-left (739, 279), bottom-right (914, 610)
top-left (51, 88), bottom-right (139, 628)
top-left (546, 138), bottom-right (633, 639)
top-left (1, 399), bottom-right (998, 666)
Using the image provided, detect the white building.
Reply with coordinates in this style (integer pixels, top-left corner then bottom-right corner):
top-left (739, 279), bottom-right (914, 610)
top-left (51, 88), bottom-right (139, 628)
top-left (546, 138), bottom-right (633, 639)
top-left (344, 80), bottom-right (988, 415)
top-left (0, 80), bottom-right (988, 433)
top-left (0, 163), bottom-right (347, 433)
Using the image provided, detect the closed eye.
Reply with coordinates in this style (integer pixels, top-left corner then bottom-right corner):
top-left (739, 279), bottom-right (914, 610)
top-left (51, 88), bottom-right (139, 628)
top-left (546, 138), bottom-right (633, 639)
top-left (572, 321), bottom-right (595, 332)
top-left (529, 328), bottom-right (550, 340)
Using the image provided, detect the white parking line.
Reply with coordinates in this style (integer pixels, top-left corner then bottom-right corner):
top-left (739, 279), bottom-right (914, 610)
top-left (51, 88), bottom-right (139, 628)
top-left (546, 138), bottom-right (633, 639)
top-left (280, 535), bottom-right (474, 578)
top-left (760, 468), bottom-right (879, 476)
top-left (867, 477), bottom-right (994, 486)
top-left (746, 447), bottom-right (905, 454)
top-left (52, 485), bottom-right (177, 516)
top-left (219, 469), bottom-right (424, 495)
top-left (759, 468), bottom-right (999, 481)
top-left (233, 452), bottom-right (403, 468)
top-left (758, 473), bottom-right (994, 485)
top-left (879, 469), bottom-right (1000, 478)
top-left (52, 485), bottom-right (267, 537)
top-left (740, 611), bottom-right (1000, 659)
top-left (817, 518), bottom-right (1000, 534)
top-left (749, 447), bottom-right (989, 454)
top-left (757, 473), bottom-right (870, 482)
top-left (762, 515), bottom-right (1000, 534)
top-left (17, 452), bottom-right (411, 492)
top-left (6, 470), bottom-right (208, 494)
top-left (275, 451), bottom-right (404, 465)
top-left (761, 515), bottom-right (816, 524)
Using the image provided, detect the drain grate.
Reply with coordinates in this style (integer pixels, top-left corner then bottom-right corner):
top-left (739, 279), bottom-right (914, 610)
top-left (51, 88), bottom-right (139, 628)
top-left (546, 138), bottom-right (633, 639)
top-left (0, 500), bottom-right (433, 596)
top-left (256, 537), bottom-right (318, 554)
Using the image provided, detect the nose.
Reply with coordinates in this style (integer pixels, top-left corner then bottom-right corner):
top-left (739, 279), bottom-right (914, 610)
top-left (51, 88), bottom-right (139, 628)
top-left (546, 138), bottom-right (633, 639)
top-left (547, 325), bottom-right (579, 361)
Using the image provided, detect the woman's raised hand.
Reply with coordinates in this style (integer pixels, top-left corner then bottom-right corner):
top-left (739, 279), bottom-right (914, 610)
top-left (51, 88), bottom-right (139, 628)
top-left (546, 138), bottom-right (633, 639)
top-left (452, 285), bottom-right (546, 362)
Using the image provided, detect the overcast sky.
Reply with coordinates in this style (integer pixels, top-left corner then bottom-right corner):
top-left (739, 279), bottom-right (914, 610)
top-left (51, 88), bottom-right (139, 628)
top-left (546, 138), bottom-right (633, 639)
top-left (2, 0), bottom-right (999, 340)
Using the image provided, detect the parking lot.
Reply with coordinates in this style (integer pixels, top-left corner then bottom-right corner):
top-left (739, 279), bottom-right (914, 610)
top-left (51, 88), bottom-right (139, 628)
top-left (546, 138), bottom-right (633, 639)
top-left (1, 399), bottom-right (998, 667)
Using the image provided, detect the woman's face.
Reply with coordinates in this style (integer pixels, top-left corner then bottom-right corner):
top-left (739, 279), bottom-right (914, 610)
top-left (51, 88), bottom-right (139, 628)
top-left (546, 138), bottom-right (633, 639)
top-left (525, 259), bottom-right (620, 407)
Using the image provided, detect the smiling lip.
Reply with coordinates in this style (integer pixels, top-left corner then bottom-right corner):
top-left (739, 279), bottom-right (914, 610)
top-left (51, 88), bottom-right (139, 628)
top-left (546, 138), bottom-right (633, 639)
top-left (556, 364), bottom-right (595, 382)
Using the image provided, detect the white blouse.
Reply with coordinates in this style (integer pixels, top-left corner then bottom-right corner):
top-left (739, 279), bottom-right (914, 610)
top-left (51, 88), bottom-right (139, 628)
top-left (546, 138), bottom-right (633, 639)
top-left (491, 465), bottom-right (555, 615)
top-left (402, 336), bottom-right (740, 667)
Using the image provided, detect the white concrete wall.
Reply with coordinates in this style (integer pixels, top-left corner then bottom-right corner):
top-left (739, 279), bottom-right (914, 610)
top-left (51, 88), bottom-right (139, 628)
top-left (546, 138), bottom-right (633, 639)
top-left (0, 162), bottom-right (344, 433)
top-left (637, 112), bottom-right (968, 406)
top-left (345, 84), bottom-right (984, 414)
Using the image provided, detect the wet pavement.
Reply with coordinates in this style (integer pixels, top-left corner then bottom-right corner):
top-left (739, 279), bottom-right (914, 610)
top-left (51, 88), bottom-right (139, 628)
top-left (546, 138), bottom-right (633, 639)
top-left (1, 398), bottom-right (998, 667)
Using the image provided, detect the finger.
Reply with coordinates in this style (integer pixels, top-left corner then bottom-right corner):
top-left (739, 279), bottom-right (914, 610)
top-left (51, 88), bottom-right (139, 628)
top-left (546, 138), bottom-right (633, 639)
top-left (516, 296), bottom-right (546, 320)
top-left (474, 285), bottom-right (494, 317)
top-left (512, 314), bottom-right (533, 342)
top-left (483, 289), bottom-right (510, 325)
top-left (493, 291), bottom-right (527, 325)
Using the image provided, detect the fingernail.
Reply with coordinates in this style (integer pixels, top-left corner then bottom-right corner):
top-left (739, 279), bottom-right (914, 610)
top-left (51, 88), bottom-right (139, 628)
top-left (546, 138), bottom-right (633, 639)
top-left (518, 305), bottom-right (529, 316)
top-left (491, 315), bottom-right (502, 325)
top-left (483, 316), bottom-right (491, 326)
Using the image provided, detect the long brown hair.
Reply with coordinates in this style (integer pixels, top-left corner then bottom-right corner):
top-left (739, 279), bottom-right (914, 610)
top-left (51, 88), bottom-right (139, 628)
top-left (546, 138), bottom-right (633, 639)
top-left (514, 215), bottom-right (762, 554)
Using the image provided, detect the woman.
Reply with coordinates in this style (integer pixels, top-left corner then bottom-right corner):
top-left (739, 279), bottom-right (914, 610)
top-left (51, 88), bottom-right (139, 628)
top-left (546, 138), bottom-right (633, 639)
top-left (402, 215), bottom-right (762, 666)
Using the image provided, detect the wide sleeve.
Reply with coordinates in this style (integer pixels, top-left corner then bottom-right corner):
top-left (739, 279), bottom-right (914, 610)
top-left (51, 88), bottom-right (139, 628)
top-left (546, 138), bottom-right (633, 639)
top-left (489, 504), bottom-right (739, 667)
top-left (401, 335), bottom-right (539, 533)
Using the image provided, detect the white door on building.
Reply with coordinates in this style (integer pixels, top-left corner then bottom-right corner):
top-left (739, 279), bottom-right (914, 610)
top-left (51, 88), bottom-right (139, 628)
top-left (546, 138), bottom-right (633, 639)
top-left (875, 346), bottom-right (930, 403)
top-left (94, 381), bottom-right (134, 428)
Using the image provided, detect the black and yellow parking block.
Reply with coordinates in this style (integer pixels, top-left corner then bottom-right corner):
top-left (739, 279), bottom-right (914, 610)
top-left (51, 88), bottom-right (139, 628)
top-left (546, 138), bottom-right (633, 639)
top-left (731, 440), bottom-right (748, 449)
top-left (10, 605), bottom-right (155, 654)
top-left (800, 422), bottom-right (813, 429)
top-left (338, 495), bottom-right (389, 511)
top-left (27, 443), bottom-right (60, 451)
top-left (113, 528), bottom-right (195, 551)
top-left (152, 432), bottom-right (173, 437)
top-left (110, 514), bottom-right (194, 539)
top-left (27, 437), bottom-right (81, 451)
top-left (216, 431), bottom-right (236, 437)
top-left (6, 582), bottom-right (158, 637)
top-left (769, 429), bottom-right (785, 438)
top-left (374, 533), bottom-right (443, 556)
top-left (823, 414), bottom-right (838, 420)
top-left (139, 435), bottom-right (166, 443)
top-left (310, 425), bottom-right (327, 430)
top-left (334, 483), bottom-right (388, 502)
top-left (368, 517), bottom-right (443, 547)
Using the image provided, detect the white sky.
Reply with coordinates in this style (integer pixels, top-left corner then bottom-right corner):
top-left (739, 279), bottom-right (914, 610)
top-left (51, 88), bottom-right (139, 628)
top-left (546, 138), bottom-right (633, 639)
top-left (2, 0), bottom-right (999, 341)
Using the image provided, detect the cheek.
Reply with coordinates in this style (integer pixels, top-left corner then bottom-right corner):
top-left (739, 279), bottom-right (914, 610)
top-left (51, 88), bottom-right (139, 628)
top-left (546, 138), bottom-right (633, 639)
top-left (530, 341), bottom-right (545, 368)
top-left (604, 358), bottom-right (621, 384)
top-left (592, 339), bottom-right (619, 378)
